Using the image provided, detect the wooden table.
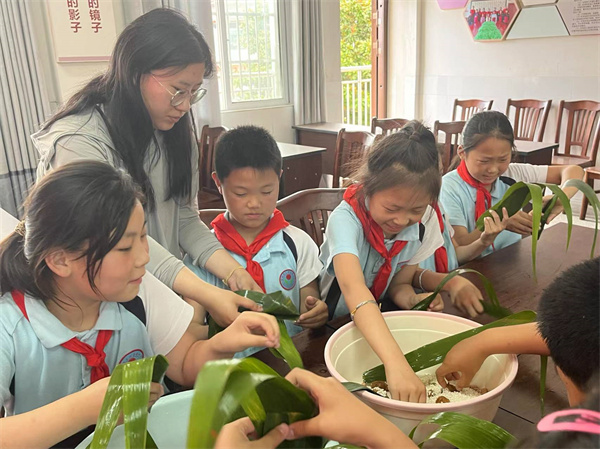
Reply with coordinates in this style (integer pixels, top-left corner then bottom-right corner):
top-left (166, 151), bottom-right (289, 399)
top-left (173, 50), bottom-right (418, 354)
top-left (255, 223), bottom-right (598, 443)
top-left (514, 140), bottom-right (558, 165)
top-left (278, 142), bottom-right (326, 197)
top-left (292, 122), bottom-right (370, 176)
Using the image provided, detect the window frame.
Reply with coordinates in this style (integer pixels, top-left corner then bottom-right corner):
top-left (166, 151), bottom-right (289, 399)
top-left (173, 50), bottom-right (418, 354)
top-left (213, 0), bottom-right (291, 111)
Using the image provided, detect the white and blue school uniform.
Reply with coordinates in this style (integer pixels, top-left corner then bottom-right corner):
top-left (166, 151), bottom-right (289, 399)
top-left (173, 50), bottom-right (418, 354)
top-left (0, 273), bottom-right (193, 416)
top-left (185, 213), bottom-right (322, 357)
top-left (318, 201), bottom-right (443, 319)
top-left (419, 204), bottom-right (460, 272)
top-left (440, 163), bottom-right (548, 257)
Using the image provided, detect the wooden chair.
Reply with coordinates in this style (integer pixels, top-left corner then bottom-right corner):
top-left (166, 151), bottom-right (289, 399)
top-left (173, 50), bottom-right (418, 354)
top-left (197, 125), bottom-right (228, 209)
top-left (452, 99), bottom-right (493, 121)
top-left (434, 120), bottom-right (466, 173)
top-left (579, 167), bottom-right (600, 220)
top-left (332, 129), bottom-right (375, 188)
top-left (506, 99), bottom-right (552, 142)
top-left (277, 188), bottom-right (346, 246)
top-left (198, 208), bottom-right (225, 229)
top-left (370, 117), bottom-right (410, 135)
top-left (553, 100), bottom-right (600, 168)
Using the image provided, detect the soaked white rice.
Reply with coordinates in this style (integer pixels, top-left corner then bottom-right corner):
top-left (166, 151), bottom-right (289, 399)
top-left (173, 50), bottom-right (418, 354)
top-left (367, 373), bottom-right (485, 403)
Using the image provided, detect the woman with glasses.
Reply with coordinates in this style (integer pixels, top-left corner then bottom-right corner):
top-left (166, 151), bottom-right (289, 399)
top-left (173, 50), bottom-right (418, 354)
top-left (32, 8), bottom-right (262, 329)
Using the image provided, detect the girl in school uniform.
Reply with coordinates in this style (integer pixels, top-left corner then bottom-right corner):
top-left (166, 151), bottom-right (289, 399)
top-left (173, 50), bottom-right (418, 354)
top-left (319, 122), bottom-right (484, 403)
top-left (32, 8), bottom-right (262, 331)
top-left (0, 162), bottom-right (279, 448)
top-left (440, 110), bottom-right (584, 261)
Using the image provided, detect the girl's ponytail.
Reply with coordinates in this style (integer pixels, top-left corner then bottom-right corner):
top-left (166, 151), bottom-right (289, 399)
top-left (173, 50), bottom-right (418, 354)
top-left (0, 230), bottom-right (39, 298)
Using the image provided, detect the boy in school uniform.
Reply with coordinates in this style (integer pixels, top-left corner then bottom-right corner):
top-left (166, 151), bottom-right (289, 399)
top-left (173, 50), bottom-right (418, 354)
top-left (185, 126), bottom-right (328, 349)
top-left (436, 257), bottom-right (599, 407)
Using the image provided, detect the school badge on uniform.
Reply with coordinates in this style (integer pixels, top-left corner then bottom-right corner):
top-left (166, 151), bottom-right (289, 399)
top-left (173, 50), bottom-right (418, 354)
top-left (119, 349), bottom-right (144, 364)
top-left (279, 269), bottom-right (296, 290)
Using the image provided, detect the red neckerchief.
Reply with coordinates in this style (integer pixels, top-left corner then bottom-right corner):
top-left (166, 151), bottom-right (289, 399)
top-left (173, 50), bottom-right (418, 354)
top-left (211, 210), bottom-right (289, 291)
top-left (343, 184), bottom-right (408, 300)
top-left (432, 203), bottom-right (449, 273)
top-left (11, 290), bottom-right (111, 383)
top-left (457, 160), bottom-right (492, 220)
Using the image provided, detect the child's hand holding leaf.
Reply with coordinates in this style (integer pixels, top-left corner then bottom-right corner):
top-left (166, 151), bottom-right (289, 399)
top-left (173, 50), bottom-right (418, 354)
top-left (479, 208), bottom-right (508, 246)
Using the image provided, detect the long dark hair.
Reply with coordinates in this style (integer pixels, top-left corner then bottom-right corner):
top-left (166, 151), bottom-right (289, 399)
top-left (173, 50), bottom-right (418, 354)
top-left (449, 110), bottom-right (516, 171)
top-left (42, 8), bottom-right (214, 210)
top-left (0, 161), bottom-right (144, 302)
top-left (352, 121), bottom-right (441, 201)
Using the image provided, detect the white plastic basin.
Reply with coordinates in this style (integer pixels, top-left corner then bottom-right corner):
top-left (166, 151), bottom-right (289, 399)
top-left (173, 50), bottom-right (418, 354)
top-left (324, 311), bottom-right (518, 444)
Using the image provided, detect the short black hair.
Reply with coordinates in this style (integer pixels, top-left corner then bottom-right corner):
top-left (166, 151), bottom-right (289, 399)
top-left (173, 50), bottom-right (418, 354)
top-left (537, 257), bottom-right (599, 390)
top-left (214, 125), bottom-right (281, 181)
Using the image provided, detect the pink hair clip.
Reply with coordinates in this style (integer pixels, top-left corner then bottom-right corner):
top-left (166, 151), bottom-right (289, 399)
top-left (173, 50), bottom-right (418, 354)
top-left (537, 409), bottom-right (600, 435)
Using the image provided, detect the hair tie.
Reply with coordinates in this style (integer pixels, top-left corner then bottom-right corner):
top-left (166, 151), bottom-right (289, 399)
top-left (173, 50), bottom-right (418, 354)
top-left (409, 131), bottom-right (421, 142)
top-left (537, 409), bottom-right (600, 435)
top-left (14, 220), bottom-right (26, 237)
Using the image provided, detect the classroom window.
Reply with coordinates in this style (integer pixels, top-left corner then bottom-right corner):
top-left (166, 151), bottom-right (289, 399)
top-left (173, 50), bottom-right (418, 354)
top-left (212, 0), bottom-right (288, 110)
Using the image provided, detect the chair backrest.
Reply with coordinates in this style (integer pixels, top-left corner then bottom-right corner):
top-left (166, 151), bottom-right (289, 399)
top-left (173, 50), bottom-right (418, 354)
top-left (506, 99), bottom-right (552, 142)
top-left (370, 117), bottom-right (410, 135)
top-left (277, 188), bottom-right (346, 246)
top-left (198, 208), bottom-right (226, 229)
top-left (198, 125), bottom-right (228, 198)
top-left (434, 120), bottom-right (466, 173)
top-left (452, 99), bottom-right (494, 121)
top-left (332, 129), bottom-right (375, 188)
top-left (554, 100), bottom-right (600, 162)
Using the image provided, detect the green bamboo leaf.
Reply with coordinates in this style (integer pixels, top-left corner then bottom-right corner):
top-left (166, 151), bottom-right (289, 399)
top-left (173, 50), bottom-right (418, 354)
top-left (269, 320), bottom-right (304, 369)
top-left (236, 290), bottom-right (300, 320)
top-left (540, 355), bottom-right (548, 417)
top-left (408, 412), bottom-right (515, 449)
top-left (480, 300), bottom-right (512, 319)
top-left (473, 182), bottom-right (543, 279)
top-left (563, 179), bottom-right (600, 258)
top-left (411, 268), bottom-right (502, 312)
top-left (186, 358), bottom-right (320, 449)
top-left (342, 381), bottom-right (372, 393)
top-left (208, 290), bottom-right (301, 339)
top-left (90, 355), bottom-right (168, 449)
top-left (538, 183), bottom-right (572, 246)
top-left (363, 311), bottom-right (536, 383)
top-left (475, 182), bottom-right (532, 230)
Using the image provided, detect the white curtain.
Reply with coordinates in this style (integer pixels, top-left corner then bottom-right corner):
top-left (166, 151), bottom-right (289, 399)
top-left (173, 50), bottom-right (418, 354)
top-left (0, 0), bottom-right (51, 218)
top-left (121, 0), bottom-right (222, 128)
top-left (283, 0), bottom-right (326, 125)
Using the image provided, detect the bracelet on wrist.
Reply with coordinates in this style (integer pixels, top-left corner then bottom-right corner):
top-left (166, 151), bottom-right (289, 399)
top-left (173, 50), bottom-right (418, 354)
top-left (222, 265), bottom-right (245, 286)
top-left (350, 300), bottom-right (380, 321)
top-left (418, 269), bottom-right (430, 291)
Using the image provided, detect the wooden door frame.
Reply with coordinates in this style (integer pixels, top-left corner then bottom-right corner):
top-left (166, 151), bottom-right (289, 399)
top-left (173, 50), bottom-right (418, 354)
top-left (371, 0), bottom-right (388, 119)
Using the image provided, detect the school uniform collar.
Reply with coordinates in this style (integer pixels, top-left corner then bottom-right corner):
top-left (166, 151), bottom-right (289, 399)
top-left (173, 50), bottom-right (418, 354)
top-left (222, 211), bottom-right (288, 263)
top-left (359, 198), bottom-right (421, 243)
top-left (24, 294), bottom-right (124, 349)
top-left (463, 176), bottom-right (506, 202)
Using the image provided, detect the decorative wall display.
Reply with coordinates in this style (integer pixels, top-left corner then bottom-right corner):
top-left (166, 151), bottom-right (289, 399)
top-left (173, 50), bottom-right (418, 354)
top-left (520, 0), bottom-right (558, 5)
top-left (46, 0), bottom-right (117, 62)
top-left (506, 4), bottom-right (569, 39)
top-left (463, 0), bottom-right (521, 41)
top-left (557, 0), bottom-right (600, 35)
top-left (437, 0), bottom-right (468, 9)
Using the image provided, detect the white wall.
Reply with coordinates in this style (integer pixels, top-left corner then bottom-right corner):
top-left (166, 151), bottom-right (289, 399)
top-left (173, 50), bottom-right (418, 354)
top-left (221, 105), bottom-right (295, 142)
top-left (321, 0), bottom-right (343, 123)
top-left (407, 1), bottom-right (600, 142)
